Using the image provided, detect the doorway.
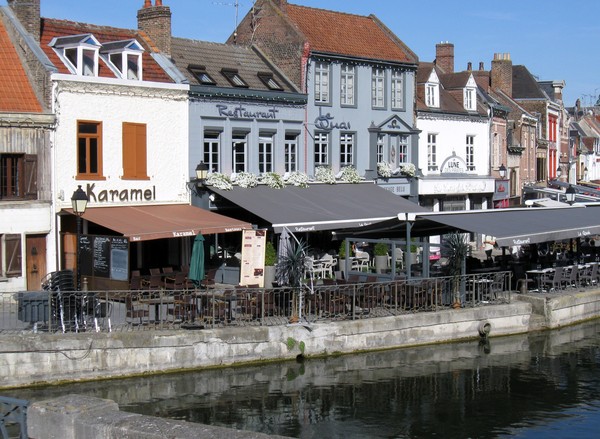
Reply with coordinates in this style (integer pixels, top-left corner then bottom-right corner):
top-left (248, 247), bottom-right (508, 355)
top-left (26, 234), bottom-right (46, 290)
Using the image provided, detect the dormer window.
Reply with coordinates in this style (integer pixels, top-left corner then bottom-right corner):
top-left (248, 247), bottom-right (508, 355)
top-left (426, 83), bottom-right (439, 107)
top-left (463, 75), bottom-right (477, 111)
top-left (188, 64), bottom-right (216, 85)
top-left (101, 39), bottom-right (144, 80)
top-left (257, 72), bottom-right (282, 90)
top-left (50, 34), bottom-right (101, 77)
top-left (221, 69), bottom-right (248, 88)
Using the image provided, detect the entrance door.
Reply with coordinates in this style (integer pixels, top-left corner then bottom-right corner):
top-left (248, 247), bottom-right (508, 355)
top-left (26, 235), bottom-right (46, 290)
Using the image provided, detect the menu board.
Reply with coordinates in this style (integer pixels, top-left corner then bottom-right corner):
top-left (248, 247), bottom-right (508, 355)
top-left (78, 234), bottom-right (129, 280)
top-left (240, 229), bottom-right (266, 287)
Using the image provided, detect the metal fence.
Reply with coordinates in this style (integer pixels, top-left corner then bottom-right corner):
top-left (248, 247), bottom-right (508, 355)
top-left (0, 396), bottom-right (28, 439)
top-left (0, 272), bottom-right (513, 334)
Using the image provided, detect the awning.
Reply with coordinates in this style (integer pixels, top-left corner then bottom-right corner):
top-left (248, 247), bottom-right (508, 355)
top-left (343, 205), bottom-right (600, 247)
top-left (63, 204), bottom-right (252, 242)
top-left (211, 183), bottom-right (426, 233)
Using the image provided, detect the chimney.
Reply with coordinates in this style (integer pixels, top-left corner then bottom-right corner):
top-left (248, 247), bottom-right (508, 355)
top-left (491, 53), bottom-right (513, 97)
top-left (435, 42), bottom-right (454, 74)
top-left (467, 62), bottom-right (472, 71)
top-left (8, 0), bottom-right (40, 42)
top-left (272, 0), bottom-right (288, 12)
top-left (137, 0), bottom-right (172, 56)
top-left (479, 62), bottom-right (485, 71)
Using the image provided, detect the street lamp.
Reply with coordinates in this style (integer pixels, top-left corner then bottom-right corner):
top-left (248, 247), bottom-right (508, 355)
top-left (189, 161), bottom-right (209, 197)
top-left (565, 184), bottom-right (576, 205)
top-left (71, 185), bottom-right (88, 290)
top-left (556, 166), bottom-right (562, 179)
top-left (498, 164), bottom-right (507, 179)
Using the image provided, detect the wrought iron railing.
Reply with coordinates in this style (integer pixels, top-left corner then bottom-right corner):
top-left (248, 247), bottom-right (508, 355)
top-left (0, 396), bottom-right (28, 439)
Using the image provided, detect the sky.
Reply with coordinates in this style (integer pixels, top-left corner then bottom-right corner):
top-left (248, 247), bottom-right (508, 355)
top-left (1, 0), bottom-right (598, 107)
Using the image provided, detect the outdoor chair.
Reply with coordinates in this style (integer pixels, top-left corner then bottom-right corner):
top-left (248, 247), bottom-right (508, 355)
top-left (126, 293), bottom-right (150, 325)
top-left (565, 265), bottom-right (579, 289)
top-left (354, 250), bottom-right (370, 271)
top-left (167, 293), bottom-right (197, 322)
top-left (164, 272), bottom-right (186, 291)
top-left (541, 267), bottom-right (565, 292)
top-left (579, 264), bottom-right (598, 287)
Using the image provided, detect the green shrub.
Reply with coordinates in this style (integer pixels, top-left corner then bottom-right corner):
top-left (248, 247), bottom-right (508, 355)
top-left (374, 242), bottom-right (388, 256)
top-left (265, 241), bottom-right (277, 266)
top-left (338, 241), bottom-right (347, 259)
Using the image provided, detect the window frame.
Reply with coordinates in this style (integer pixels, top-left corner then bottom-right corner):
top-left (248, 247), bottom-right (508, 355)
top-left (466, 135), bottom-right (475, 171)
top-left (314, 132), bottom-right (329, 167)
top-left (427, 133), bottom-right (438, 171)
top-left (189, 64), bottom-right (216, 85)
top-left (376, 134), bottom-right (385, 164)
top-left (464, 87), bottom-right (476, 111)
top-left (314, 61), bottom-right (331, 105)
top-left (426, 83), bottom-right (438, 107)
top-left (203, 131), bottom-right (221, 173)
top-left (391, 70), bottom-right (404, 110)
top-left (371, 67), bottom-right (386, 109)
top-left (284, 133), bottom-right (298, 173)
top-left (232, 132), bottom-right (248, 173)
top-left (257, 72), bottom-right (283, 90)
top-left (340, 64), bottom-right (355, 107)
top-left (51, 34), bottom-right (101, 77)
top-left (221, 69), bottom-right (248, 88)
top-left (76, 120), bottom-right (104, 180)
top-left (258, 134), bottom-right (274, 173)
top-left (1, 234), bottom-right (22, 278)
top-left (339, 132), bottom-right (355, 167)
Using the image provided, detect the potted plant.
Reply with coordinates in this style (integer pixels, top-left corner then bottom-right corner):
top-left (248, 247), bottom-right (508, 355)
top-left (338, 241), bottom-right (349, 278)
top-left (443, 233), bottom-right (470, 308)
top-left (374, 242), bottom-right (389, 274)
top-left (264, 240), bottom-right (277, 288)
top-left (276, 239), bottom-right (310, 323)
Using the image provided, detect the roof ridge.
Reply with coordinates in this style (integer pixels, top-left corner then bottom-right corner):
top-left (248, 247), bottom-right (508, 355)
top-left (42, 17), bottom-right (136, 35)
top-left (288, 3), bottom-right (373, 20)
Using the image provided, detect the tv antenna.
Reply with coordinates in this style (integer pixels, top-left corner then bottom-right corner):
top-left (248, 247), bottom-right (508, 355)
top-left (212, 1), bottom-right (243, 43)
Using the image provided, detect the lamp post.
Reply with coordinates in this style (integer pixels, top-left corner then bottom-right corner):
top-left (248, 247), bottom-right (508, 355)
top-left (556, 166), bottom-right (562, 180)
top-left (565, 184), bottom-right (576, 205)
top-left (499, 164), bottom-right (507, 179)
top-left (71, 185), bottom-right (88, 291)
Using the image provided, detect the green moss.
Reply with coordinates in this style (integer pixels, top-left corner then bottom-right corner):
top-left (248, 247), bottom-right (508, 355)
top-left (286, 337), bottom-right (296, 351)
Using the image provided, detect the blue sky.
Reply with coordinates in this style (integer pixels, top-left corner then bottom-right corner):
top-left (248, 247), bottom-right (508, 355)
top-left (2, 0), bottom-right (598, 106)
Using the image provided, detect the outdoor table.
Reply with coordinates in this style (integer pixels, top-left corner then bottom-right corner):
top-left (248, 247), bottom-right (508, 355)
top-left (526, 268), bottom-right (554, 292)
top-left (139, 295), bottom-right (175, 323)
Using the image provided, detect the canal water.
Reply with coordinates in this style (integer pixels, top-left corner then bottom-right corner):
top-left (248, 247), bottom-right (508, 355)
top-left (6, 320), bottom-right (600, 438)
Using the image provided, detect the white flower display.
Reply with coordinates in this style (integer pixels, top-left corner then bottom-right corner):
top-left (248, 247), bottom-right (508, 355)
top-left (315, 166), bottom-right (336, 184)
top-left (377, 161), bottom-right (392, 178)
top-left (339, 165), bottom-right (362, 183)
top-left (400, 163), bottom-right (416, 177)
top-left (286, 171), bottom-right (309, 188)
top-left (235, 172), bottom-right (259, 188)
top-left (262, 172), bottom-right (285, 189)
top-left (205, 172), bottom-right (233, 190)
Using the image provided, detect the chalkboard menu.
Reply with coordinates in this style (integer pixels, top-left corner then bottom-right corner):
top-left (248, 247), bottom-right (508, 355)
top-left (78, 234), bottom-right (129, 280)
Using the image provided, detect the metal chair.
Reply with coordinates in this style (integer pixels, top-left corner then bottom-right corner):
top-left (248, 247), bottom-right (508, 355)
top-left (126, 293), bottom-right (150, 325)
top-left (541, 267), bottom-right (565, 292)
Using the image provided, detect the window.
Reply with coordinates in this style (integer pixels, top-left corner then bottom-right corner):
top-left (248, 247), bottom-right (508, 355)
top-left (0, 154), bottom-right (36, 200)
top-left (1, 234), bottom-right (21, 278)
top-left (340, 133), bottom-right (354, 167)
top-left (464, 87), bottom-right (476, 111)
top-left (427, 134), bottom-right (437, 171)
top-left (466, 135), bottom-right (475, 171)
top-left (102, 40), bottom-right (144, 80)
top-left (549, 115), bottom-right (558, 142)
top-left (189, 65), bottom-right (216, 85)
top-left (221, 69), bottom-right (248, 87)
top-left (77, 121), bottom-right (103, 178)
top-left (372, 68), bottom-right (385, 108)
top-left (122, 123), bottom-right (147, 179)
top-left (376, 135), bottom-right (385, 164)
top-left (396, 135), bottom-right (408, 164)
top-left (314, 132), bottom-right (329, 166)
top-left (203, 132), bottom-right (220, 172)
top-left (314, 62), bottom-right (330, 104)
top-left (426, 83), bottom-right (438, 107)
top-left (391, 70), bottom-right (404, 109)
top-left (340, 65), bottom-right (355, 106)
top-left (50, 34), bottom-right (100, 77)
top-left (284, 134), bottom-right (297, 173)
top-left (257, 72), bottom-right (282, 90)
top-left (258, 135), bottom-right (273, 173)
top-left (232, 133), bottom-right (247, 173)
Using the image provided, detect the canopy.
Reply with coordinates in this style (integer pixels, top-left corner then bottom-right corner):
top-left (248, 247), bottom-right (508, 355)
top-left (211, 183), bottom-right (426, 233)
top-left (63, 204), bottom-right (251, 242)
top-left (342, 205), bottom-right (600, 247)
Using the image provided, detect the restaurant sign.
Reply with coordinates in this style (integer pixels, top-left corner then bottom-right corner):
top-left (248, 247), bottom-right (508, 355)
top-left (440, 153), bottom-right (467, 174)
top-left (84, 183), bottom-right (156, 203)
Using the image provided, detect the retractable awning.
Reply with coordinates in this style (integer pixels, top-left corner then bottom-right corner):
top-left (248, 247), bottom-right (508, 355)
top-left (211, 183), bottom-right (426, 233)
top-left (63, 204), bottom-right (251, 242)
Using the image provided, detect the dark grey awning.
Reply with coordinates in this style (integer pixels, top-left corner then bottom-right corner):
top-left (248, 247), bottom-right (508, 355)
top-left (345, 205), bottom-right (600, 247)
top-left (211, 183), bottom-right (426, 233)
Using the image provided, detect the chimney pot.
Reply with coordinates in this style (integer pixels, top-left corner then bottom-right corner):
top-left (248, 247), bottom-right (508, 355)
top-left (479, 62), bottom-right (484, 71)
top-left (467, 62), bottom-right (472, 71)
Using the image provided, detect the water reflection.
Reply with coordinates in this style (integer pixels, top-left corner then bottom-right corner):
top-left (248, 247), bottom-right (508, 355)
top-left (7, 320), bottom-right (600, 438)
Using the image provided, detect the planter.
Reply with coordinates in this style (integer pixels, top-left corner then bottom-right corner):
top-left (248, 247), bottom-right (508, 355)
top-left (216, 265), bottom-right (240, 285)
top-left (375, 255), bottom-right (388, 273)
top-left (264, 265), bottom-right (276, 289)
top-left (338, 258), bottom-right (347, 278)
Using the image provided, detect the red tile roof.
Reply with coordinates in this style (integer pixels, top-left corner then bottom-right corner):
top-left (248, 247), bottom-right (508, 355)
top-left (286, 4), bottom-right (416, 64)
top-left (40, 18), bottom-right (173, 83)
top-left (0, 20), bottom-right (42, 113)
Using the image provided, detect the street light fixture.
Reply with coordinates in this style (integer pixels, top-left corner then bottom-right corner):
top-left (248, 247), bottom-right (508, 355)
top-left (556, 166), bottom-right (562, 179)
top-left (565, 184), bottom-right (576, 205)
top-left (71, 185), bottom-right (88, 291)
top-left (498, 164), bottom-right (507, 179)
top-left (189, 161), bottom-right (209, 197)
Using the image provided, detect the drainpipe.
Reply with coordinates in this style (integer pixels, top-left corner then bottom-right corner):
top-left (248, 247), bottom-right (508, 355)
top-left (301, 42), bottom-right (310, 171)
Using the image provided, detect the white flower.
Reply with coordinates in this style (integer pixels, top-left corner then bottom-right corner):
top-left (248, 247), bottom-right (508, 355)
top-left (287, 171), bottom-right (309, 188)
top-left (400, 163), bottom-right (416, 177)
top-left (315, 166), bottom-right (336, 184)
top-left (205, 172), bottom-right (233, 190)
top-left (339, 165), bottom-right (362, 183)
top-left (261, 172), bottom-right (285, 189)
top-left (235, 172), bottom-right (259, 188)
top-left (377, 161), bottom-right (392, 178)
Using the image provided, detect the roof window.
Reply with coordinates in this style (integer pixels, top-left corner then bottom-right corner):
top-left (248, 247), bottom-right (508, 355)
top-left (221, 69), bottom-right (248, 88)
top-left (101, 39), bottom-right (144, 80)
top-left (257, 72), bottom-right (282, 90)
top-left (188, 64), bottom-right (216, 85)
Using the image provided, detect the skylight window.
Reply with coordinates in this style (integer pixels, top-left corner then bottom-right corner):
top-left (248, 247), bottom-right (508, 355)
top-left (221, 69), bottom-right (248, 88)
top-left (257, 72), bottom-right (283, 90)
top-left (188, 65), bottom-right (216, 85)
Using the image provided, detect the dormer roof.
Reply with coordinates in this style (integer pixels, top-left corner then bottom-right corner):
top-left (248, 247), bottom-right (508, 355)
top-left (0, 19), bottom-right (42, 112)
top-left (40, 18), bottom-right (172, 83)
top-left (285, 4), bottom-right (417, 65)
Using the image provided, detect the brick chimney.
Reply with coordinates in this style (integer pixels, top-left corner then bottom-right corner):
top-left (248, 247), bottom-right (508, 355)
top-left (8, 0), bottom-right (40, 42)
top-left (479, 61), bottom-right (485, 71)
top-left (491, 53), bottom-right (513, 97)
top-left (137, 0), bottom-right (172, 57)
top-left (435, 42), bottom-right (454, 74)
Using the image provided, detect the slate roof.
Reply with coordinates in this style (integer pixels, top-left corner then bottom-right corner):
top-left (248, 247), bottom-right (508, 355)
top-left (39, 18), bottom-right (173, 83)
top-left (286, 4), bottom-right (417, 64)
top-left (0, 19), bottom-right (42, 112)
top-left (170, 37), bottom-right (297, 92)
top-left (512, 65), bottom-right (546, 100)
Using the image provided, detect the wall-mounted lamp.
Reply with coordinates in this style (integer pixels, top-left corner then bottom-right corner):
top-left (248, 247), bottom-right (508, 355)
top-left (565, 184), bottom-right (576, 205)
top-left (556, 166), bottom-right (562, 179)
top-left (498, 164), bottom-right (507, 179)
top-left (188, 161), bottom-right (209, 197)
